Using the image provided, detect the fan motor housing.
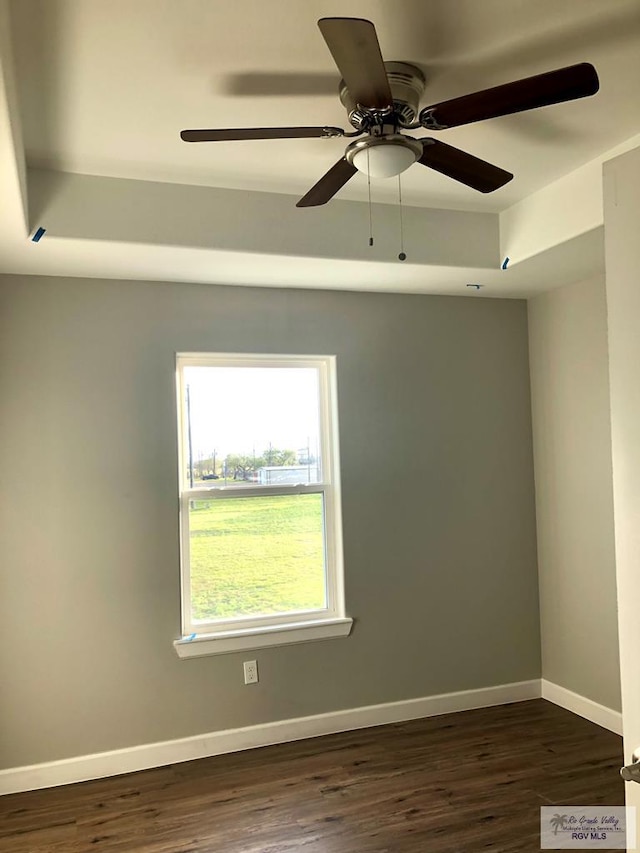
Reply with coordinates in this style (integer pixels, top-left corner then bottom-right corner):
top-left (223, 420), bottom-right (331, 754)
top-left (339, 61), bottom-right (426, 130)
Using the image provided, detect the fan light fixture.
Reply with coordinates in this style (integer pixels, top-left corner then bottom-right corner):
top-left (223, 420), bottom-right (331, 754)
top-left (347, 136), bottom-right (422, 178)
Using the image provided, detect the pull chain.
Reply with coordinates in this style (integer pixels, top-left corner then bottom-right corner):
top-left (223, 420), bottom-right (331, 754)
top-left (398, 174), bottom-right (406, 261)
top-left (367, 147), bottom-right (374, 246)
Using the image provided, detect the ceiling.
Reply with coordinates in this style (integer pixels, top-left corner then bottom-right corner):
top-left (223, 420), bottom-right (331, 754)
top-left (1, 0), bottom-right (640, 296)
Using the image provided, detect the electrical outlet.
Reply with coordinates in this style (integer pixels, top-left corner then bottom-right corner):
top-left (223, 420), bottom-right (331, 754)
top-left (243, 660), bottom-right (258, 685)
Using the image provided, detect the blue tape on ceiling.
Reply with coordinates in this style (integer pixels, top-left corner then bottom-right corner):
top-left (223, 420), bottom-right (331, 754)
top-left (501, 256), bottom-right (510, 270)
top-left (31, 227), bottom-right (46, 243)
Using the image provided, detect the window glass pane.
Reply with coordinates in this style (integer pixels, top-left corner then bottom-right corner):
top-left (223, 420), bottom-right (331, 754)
top-left (189, 493), bottom-right (326, 622)
top-left (183, 365), bottom-right (322, 487)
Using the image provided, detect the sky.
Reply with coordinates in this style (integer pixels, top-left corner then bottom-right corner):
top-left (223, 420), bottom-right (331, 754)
top-left (183, 365), bottom-right (321, 461)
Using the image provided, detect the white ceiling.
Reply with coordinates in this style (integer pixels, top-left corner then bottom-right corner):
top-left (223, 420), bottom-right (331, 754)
top-left (9, 0), bottom-right (640, 210)
top-left (1, 0), bottom-right (640, 295)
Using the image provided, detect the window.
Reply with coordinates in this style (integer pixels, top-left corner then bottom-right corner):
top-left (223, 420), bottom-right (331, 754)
top-left (174, 353), bottom-right (352, 657)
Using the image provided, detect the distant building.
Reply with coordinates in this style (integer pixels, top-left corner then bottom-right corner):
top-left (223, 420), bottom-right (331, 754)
top-left (257, 464), bottom-right (319, 485)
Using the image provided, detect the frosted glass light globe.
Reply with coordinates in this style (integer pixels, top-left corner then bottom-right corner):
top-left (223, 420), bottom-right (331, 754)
top-left (351, 142), bottom-right (418, 178)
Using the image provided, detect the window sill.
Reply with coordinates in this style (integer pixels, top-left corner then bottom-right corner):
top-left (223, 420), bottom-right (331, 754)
top-left (173, 617), bottom-right (353, 658)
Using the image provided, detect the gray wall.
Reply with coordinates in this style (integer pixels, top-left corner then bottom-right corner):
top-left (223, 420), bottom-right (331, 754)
top-left (604, 146), bottom-right (640, 808)
top-left (0, 274), bottom-right (540, 769)
top-left (528, 276), bottom-right (621, 711)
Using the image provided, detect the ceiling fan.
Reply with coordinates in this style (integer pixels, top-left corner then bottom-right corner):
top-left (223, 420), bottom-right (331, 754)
top-left (180, 17), bottom-right (599, 208)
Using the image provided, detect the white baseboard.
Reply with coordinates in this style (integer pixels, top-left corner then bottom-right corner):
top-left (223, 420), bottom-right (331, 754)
top-left (541, 679), bottom-right (622, 735)
top-left (0, 679), bottom-right (540, 796)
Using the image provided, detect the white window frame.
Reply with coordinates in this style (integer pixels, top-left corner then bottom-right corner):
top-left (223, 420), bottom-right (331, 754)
top-left (173, 353), bottom-right (352, 657)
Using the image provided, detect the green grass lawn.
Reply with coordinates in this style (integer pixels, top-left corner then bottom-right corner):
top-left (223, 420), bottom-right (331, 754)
top-left (189, 493), bottom-right (326, 622)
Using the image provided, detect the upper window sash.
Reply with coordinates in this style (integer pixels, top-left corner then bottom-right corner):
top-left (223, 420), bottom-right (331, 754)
top-left (176, 353), bottom-right (337, 493)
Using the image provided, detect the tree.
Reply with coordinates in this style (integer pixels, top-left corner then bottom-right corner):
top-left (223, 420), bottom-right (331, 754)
top-left (550, 815), bottom-right (568, 835)
top-left (223, 447), bottom-right (298, 479)
top-left (271, 448), bottom-right (297, 466)
top-left (224, 453), bottom-right (262, 480)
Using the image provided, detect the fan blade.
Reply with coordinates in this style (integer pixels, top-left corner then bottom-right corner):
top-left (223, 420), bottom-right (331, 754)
top-left (318, 18), bottom-right (392, 110)
top-left (296, 158), bottom-right (358, 207)
top-left (419, 63), bottom-right (599, 130)
top-left (418, 139), bottom-right (513, 193)
top-left (180, 126), bottom-right (345, 142)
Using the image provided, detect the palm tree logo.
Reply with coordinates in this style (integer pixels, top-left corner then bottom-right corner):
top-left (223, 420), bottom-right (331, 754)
top-left (550, 814), bottom-right (568, 835)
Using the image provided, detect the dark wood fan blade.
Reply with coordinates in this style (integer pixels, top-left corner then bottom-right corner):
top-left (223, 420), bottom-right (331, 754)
top-left (418, 139), bottom-right (513, 193)
top-left (296, 158), bottom-right (358, 207)
top-left (420, 63), bottom-right (599, 130)
top-left (318, 18), bottom-right (392, 110)
top-left (180, 126), bottom-right (345, 142)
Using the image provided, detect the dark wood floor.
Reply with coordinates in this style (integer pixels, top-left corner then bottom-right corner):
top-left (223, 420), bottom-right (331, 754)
top-left (0, 699), bottom-right (624, 853)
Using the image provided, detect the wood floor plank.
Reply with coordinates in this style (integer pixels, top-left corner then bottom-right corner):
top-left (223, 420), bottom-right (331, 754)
top-left (0, 699), bottom-right (624, 853)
